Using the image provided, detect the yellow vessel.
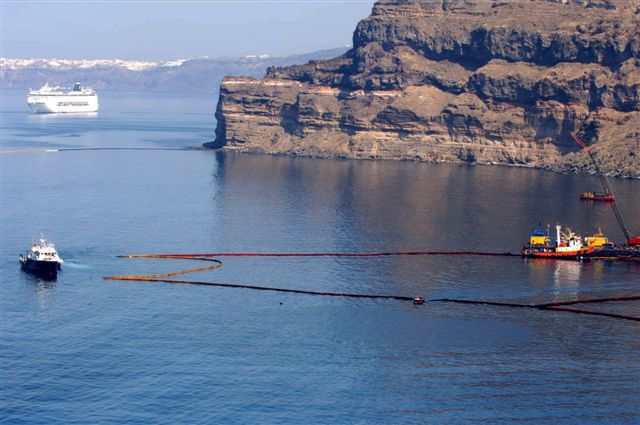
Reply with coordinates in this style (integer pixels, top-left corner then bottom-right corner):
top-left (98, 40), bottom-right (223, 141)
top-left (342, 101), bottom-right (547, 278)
top-left (522, 225), bottom-right (595, 259)
top-left (585, 230), bottom-right (611, 248)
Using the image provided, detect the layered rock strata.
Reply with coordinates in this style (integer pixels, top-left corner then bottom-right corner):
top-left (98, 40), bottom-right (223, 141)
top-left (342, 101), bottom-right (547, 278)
top-left (206, 0), bottom-right (640, 178)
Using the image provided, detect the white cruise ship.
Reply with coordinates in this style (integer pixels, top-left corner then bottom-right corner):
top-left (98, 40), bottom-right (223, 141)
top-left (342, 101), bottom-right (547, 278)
top-left (27, 83), bottom-right (99, 113)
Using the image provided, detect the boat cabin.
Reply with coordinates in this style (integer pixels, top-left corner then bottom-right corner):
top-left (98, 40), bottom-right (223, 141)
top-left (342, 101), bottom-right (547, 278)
top-left (529, 229), bottom-right (550, 246)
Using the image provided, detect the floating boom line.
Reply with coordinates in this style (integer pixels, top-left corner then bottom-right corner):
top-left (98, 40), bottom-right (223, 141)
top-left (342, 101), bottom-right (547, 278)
top-left (119, 250), bottom-right (520, 259)
top-left (104, 254), bottom-right (640, 322)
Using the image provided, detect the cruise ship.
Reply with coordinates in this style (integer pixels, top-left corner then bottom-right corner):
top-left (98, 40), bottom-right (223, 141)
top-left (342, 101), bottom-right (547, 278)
top-left (27, 82), bottom-right (99, 113)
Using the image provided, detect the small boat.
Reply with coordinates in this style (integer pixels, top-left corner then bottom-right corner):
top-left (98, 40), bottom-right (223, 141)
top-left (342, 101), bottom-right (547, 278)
top-left (580, 191), bottom-right (615, 202)
top-left (522, 225), bottom-right (595, 259)
top-left (19, 237), bottom-right (64, 277)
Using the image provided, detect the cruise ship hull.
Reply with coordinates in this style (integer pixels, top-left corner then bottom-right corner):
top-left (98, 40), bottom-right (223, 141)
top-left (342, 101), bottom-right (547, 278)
top-left (28, 94), bottom-right (99, 113)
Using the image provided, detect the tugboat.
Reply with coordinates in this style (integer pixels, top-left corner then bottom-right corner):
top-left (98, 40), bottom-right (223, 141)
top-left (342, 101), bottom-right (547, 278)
top-left (580, 191), bottom-right (615, 202)
top-left (522, 225), bottom-right (595, 259)
top-left (19, 237), bottom-right (64, 277)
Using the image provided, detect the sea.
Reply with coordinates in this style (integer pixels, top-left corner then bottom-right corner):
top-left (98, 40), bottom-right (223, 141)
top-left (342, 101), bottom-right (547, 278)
top-left (1, 89), bottom-right (639, 424)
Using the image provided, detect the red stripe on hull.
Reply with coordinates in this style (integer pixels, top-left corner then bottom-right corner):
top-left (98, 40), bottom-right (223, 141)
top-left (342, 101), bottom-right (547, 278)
top-left (522, 247), bottom-right (595, 258)
top-left (580, 195), bottom-right (616, 201)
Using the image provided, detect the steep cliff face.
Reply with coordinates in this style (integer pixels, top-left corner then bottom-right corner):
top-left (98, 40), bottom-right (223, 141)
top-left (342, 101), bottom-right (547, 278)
top-left (206, 0), bottom-right (640, 177)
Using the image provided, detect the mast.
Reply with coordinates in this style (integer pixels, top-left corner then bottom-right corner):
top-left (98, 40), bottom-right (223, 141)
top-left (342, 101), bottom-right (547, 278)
top-left (570, 131), bottom-right (632, 242)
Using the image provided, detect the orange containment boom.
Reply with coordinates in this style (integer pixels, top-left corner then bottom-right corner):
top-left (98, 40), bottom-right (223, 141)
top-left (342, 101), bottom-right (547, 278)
top-left (104, 254), bottom-right (640, 322)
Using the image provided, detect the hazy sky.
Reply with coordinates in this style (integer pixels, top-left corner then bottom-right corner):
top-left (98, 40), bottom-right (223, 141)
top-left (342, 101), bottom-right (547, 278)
top-left (1, 1), bottom-right (375, 60)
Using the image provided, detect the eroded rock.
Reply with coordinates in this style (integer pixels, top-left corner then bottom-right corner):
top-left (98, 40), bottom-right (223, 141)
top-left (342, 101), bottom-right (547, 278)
top-left (206, 0), bottom-right (640, 178)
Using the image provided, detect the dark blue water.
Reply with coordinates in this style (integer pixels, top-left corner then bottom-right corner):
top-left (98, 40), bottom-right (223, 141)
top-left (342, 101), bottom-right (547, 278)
top-left (2, 89), bottom-right (640, 424)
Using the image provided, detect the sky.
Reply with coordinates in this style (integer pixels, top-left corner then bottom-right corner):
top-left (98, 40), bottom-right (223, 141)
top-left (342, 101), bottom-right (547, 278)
top-left (0, 1), bottom-right (375, 60)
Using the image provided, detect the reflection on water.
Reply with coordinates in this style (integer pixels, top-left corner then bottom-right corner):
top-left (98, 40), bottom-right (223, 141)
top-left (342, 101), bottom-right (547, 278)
top-left (552, 260), bottom-right (582, 299)
top-left (2, 90), bottom-right (639, 424)
top-left (28, 112), bottom-right (99, 121)
top-left (21, 267), bottom-right (58, 284)
top-left (22, 271), bottom-right (58, 311)
top-left (31, 277), bottom-right (57, 292)
top-left (589, 259), bottom-right (608, 282)
top-left (210, 153), bottom-right (640, 254)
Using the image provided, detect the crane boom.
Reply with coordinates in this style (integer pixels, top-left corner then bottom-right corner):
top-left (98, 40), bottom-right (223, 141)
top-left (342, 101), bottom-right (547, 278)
top-left (570, 132), bottom-right (632, 242)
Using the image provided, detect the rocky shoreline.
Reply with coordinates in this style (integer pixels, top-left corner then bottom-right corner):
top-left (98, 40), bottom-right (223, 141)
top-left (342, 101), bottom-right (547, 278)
top-left (205, 0), bottom-right (639, 178)
top-left (213, 144), bottom-right (638, 179)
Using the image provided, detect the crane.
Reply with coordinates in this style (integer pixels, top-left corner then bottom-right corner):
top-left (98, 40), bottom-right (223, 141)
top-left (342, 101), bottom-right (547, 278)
top-left (570, 131), bottom-right (640, 246)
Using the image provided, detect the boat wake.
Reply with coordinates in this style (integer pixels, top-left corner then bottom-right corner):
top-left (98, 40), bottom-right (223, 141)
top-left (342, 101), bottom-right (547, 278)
top-left (61, 262), bottom-right (92, 270)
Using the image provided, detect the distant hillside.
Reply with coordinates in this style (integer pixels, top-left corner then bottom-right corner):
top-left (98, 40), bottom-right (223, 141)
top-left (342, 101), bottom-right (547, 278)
top-left (0, 48), bottom-right (348, 93)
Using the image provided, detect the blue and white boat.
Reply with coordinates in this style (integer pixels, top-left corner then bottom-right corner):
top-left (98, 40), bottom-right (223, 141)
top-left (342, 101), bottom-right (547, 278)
top-left (19, 237), bottom-right (64, 277)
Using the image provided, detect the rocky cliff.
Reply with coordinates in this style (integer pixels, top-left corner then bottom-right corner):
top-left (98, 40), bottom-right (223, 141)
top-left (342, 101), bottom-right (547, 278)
top-left (205, 0), bottom-right (640, 178)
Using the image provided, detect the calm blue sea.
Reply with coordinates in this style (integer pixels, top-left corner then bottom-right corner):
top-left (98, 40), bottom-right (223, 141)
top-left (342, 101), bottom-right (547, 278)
top-left (1, 89), bottom-right (639, 424)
